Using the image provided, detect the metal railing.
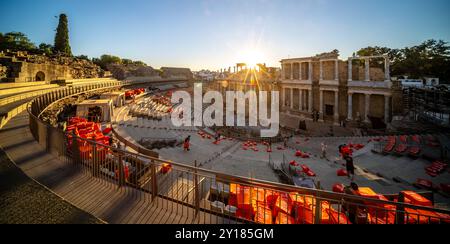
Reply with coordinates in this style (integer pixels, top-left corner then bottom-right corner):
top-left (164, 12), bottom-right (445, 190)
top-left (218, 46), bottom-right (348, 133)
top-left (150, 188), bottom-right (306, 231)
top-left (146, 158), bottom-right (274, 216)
top-left (24, 84), bottom-right (450, 224)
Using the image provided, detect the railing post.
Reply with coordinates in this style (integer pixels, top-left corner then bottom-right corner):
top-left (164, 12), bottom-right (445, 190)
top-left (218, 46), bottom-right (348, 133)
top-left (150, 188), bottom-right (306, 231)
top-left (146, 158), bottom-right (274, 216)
top-left (71, 130), bottom-right (81, 165)
top-left (151, 160), bottom-right (157, 201)
top-left (92, 143), bottom-right (99, 177)
top-left (314, 196), bottom-right (322, 224)
top-left (396, 192), bottom-right (405, 224)
top-left (118, 153), bottom-right (125, 187)
top-left (194, 160), bottom-right (200, 217)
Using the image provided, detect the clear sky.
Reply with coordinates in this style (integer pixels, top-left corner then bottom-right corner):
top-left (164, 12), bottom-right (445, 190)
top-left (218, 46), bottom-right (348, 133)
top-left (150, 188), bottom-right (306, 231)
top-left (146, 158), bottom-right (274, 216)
top-left (1, 0), bottom-right (449, 70)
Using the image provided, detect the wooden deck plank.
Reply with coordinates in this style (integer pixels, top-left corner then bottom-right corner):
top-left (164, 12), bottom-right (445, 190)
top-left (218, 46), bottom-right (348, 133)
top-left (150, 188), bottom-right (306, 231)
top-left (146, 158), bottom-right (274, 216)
top-left (1, 111), bottom-right (233, 224)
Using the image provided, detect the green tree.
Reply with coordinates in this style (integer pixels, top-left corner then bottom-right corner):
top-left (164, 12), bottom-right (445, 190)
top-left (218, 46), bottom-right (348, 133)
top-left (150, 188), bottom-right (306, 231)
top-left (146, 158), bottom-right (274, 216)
top-left (133, 60), bottom-right (147, 66)
top-left (393, 40), bottom-right (450, 80)
top-left (54, 13), bottom-right (72, 56)
top-left (75, 54), bottom-right (89, 60)
top-left (92, 54), bottom-right (122, 70)
top-left (38, 43), bottom-right (53, 56)
top-left (121, 59), bottom-right (133, 65)
top-left (0, 32), bottom-right (37, 52)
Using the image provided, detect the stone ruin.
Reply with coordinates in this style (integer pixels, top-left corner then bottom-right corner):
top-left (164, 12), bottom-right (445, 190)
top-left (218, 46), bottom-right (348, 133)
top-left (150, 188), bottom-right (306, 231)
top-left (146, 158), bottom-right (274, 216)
top-left (0, 64), bottom-right (6, 79)
top-left (106, 63), bottom-right (160, 80)
top-left (0, 50), bottom-right (103, 82)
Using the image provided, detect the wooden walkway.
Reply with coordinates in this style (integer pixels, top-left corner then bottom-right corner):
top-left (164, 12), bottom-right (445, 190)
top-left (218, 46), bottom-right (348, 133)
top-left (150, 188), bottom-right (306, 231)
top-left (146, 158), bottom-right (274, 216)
top-left (0, 111), bottom-right (233, 224)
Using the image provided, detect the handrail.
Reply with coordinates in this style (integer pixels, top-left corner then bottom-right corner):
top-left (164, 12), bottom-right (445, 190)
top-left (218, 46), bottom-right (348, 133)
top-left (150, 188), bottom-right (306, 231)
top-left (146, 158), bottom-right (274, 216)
top-left (37, 81), bottom-right (125, 118)
top-left (23, 81), bottom-right (450, 223)
top-left (63, 129), bottom-right (450, 215)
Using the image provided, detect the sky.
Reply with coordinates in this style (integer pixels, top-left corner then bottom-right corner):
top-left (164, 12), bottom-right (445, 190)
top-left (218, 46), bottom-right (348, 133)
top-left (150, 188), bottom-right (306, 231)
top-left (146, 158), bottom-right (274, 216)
top-left (1, 0), bottom-right (449, 71)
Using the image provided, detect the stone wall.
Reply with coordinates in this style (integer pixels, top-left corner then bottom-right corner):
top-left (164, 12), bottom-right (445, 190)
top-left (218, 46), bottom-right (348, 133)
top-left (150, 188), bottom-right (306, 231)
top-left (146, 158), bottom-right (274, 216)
top-left (161, 67), bottom-right (193, 80)
top-left (0, 64), bottom-right (6, 79)
top-left (0, 52), bottom-right (102, 83)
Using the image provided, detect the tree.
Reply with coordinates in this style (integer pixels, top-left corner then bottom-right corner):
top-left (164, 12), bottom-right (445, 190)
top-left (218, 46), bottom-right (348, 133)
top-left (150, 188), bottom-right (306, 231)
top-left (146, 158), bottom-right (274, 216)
top-left (75, 55), bottom-right (89, 60)
top-left (133, 60), bottom-right (147, 66)
top-left (0, 32), bottom-right (37, 52)
top-left (392, 40), bottom-right (450, 80)
top-left (92, 54), bottom-right (122, 70)
top-left (54, 13), bottom-right (72, 56)
top-left (38, 43), bottom-right (53, 56)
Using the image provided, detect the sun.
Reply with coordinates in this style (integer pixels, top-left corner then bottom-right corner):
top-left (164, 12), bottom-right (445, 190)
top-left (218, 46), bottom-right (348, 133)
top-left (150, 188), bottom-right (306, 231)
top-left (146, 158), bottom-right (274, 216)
top-left (238, 48), bottom-right (264, 69)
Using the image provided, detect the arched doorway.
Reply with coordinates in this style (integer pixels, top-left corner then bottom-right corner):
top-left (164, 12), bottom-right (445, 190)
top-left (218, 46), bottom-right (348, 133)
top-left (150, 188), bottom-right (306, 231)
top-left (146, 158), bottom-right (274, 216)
top-left (35, 71), bottom-right (45, 81)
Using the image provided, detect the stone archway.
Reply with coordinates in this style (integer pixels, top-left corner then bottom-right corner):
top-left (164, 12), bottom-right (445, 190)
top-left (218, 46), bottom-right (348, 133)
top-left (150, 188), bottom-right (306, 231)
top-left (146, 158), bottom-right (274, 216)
top-left (35, 71), bottom-right (45, 82)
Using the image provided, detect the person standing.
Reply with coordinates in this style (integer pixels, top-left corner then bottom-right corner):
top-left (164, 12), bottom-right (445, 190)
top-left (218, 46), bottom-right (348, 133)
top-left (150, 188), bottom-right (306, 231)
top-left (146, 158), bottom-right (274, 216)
top-left (345, 156), bottom-right (355, 181)
top-left (183, 135), bottom-right (191, 152)
top-left (321, 142), bottom-right (328, 159)
top-left (343, 182), bottom-right (364, 224)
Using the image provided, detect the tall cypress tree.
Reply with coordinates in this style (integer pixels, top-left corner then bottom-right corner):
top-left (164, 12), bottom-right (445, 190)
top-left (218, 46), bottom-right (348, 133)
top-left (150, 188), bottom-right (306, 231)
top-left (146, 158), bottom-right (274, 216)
top-left (54, 14), bottom-right (72, 56)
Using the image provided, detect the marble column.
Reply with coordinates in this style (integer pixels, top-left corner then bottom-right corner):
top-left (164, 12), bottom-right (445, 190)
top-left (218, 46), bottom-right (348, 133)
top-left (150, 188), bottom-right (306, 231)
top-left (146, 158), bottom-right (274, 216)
top-left (384, 95), bottom-right (390, 124)
top-left (289, 63), bottom-right (294, 80)
top-left (365, 58), bottom-right (370, 81)
top-left (335, 60), bottom-right (339, 81)
top-left (334, 91), bottom-right (339, 123)
top-left (303, 90), bottom-right (307, 111)
top-left (308, 61), bottom-right (313, 81)
top-left (347, 93), bottom-right (353, 120)
top-left (364, 93), bottom-right (370, 122)
top-left (308, 89), bottom-right (313, 112)
top-left (319, 90), bottom-right (324, 120)
top-left (319, 61), bottom-right (323, 81)
top-left (299, 62), bottom-right (303, 80)
top-left (385, 57), bottom-right (391, 81)
top-left (348, 59), bottom-right (352, 81)
top-left (299, 89), bottom-right (303, 111)
top-left (290, 88), bottom-right (294, 109)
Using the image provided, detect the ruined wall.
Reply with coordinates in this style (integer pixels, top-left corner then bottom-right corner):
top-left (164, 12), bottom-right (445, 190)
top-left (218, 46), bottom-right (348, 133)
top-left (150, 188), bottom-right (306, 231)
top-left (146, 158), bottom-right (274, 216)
top-left (0, 53), bottom-right (102, 83)
top-left (369, 94), bottom-right (385, 118)
top-left (322, 61), bottom-right (336, 80)
top-left (0, 64), bottom-right (7, 79)
top-left (16, 62), bottom-right (72, 82)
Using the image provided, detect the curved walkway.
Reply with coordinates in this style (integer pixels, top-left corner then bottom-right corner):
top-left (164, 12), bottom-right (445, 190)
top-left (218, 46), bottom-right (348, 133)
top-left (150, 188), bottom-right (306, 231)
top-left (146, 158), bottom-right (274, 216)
top-left (0, 148), bottom-right (103, 224)
top-left (0, 111), bottom-right (226, 224)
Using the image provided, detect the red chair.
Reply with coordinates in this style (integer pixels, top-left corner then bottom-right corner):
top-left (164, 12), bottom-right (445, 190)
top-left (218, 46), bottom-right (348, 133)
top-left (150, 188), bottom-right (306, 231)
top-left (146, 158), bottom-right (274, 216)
top-left (395, 144), bottom-right (408, 154)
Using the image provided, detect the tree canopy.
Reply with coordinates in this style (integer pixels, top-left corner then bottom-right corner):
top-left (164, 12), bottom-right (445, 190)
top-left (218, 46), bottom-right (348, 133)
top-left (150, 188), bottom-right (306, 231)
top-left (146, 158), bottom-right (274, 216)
top-left (92, 54), bottom-right (147, 70)
top-left (54, 13), bottom-right (72, 56)
top-left (356, 40), bottom-right (450, 81)
top-left (0, 32), bottom-right (37, 52)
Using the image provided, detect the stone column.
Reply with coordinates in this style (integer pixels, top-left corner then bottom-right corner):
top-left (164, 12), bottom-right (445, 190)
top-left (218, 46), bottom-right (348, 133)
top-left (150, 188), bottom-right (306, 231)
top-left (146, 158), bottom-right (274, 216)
top-left (365, 58), bottom-right (370, 81)
top-left (308, 61), bottom-right (312, 81)
top-left (319, 90), bottom-right (324, 120)
top-left (299, 89), bottom-right (303, 111)
top-left (348, 59), bottom-right (352, 81)
top-left (319, 61), bottom-right (323, 81)
top-left (290, 88), bottom-right (294, 109)
top-left (384, 57), bottom-right (391, 81)
top-left (303, 90), bottom-right (307, 111)
top-left (384, 95), bottom-right (390, 124)
top-left (299, 62), bottom-right (303, 80)
top-left (364, 93), bottom-right (370, 122)
top-left (282, 87), bottom-right (286, 107)
top-left (335, 60), bottom-right (339, 81)
top-left (289, 63), bottom-right (294, 80)
top-left (347, 93), bottom-right (353, 120)
top-left (334, 91), bottom-right (339, 123)
top-left (308, 89), bottom-right (313, 112)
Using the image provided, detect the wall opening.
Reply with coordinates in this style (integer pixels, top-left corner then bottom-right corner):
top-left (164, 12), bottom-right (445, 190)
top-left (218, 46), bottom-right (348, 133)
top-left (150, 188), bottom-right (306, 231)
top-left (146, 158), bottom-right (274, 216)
top-left (35, 71), bottom-right (45, 82)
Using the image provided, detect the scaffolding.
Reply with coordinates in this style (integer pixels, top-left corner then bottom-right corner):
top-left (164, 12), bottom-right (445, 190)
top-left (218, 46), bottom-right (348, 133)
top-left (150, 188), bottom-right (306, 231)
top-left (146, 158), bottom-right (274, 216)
top-left (407, 87), bottom-right (450, 127)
